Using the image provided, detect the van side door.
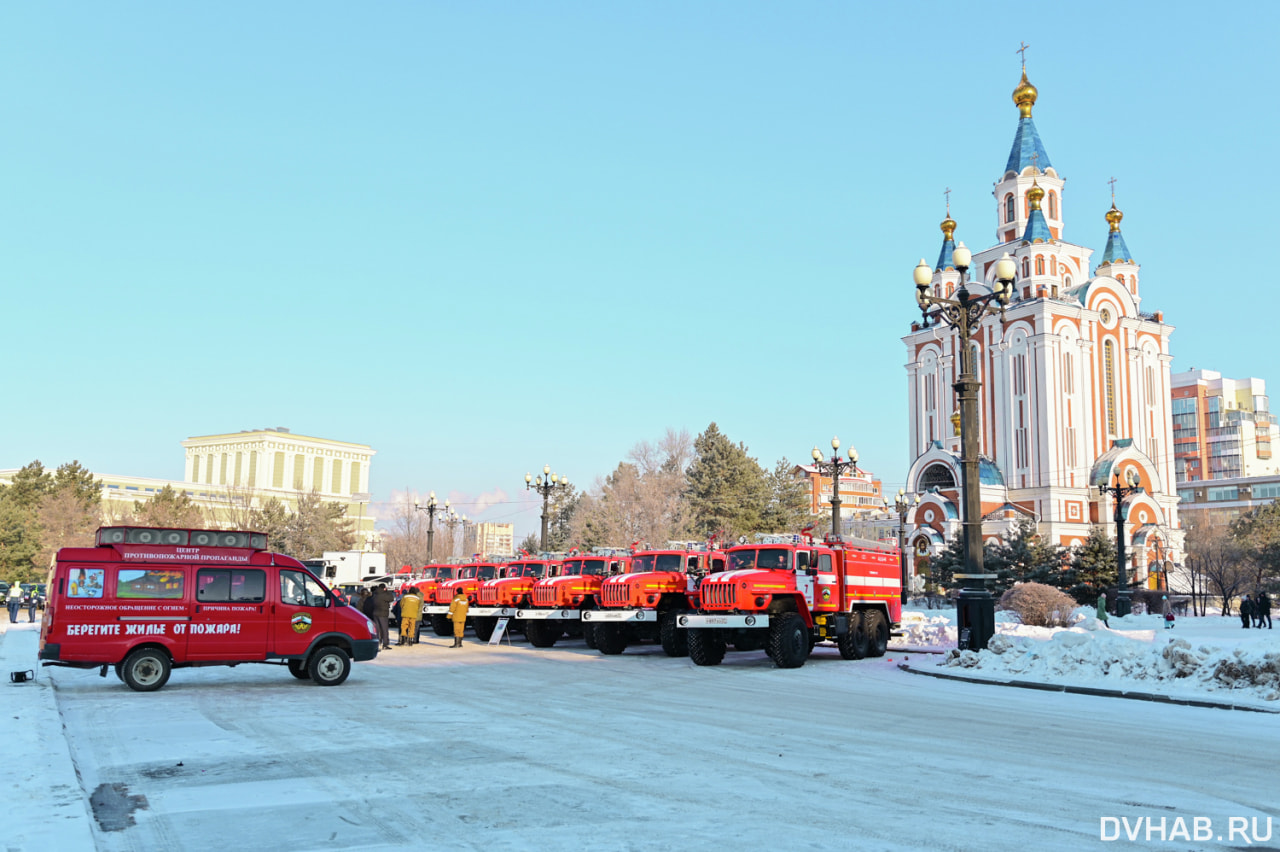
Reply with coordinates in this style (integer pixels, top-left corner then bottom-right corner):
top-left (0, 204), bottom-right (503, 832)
top-left (273, 569), bottom-right (335, 656)
top-left (188, 568), bottom-right (270, 661)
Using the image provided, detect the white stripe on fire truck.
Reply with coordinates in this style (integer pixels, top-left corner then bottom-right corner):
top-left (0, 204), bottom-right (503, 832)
top-left (845, 577), bottom-right (896, 587)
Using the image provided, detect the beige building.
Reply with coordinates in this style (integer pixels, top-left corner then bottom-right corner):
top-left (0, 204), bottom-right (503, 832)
top-left (462, 521), bottom-right (514, 559)
top-left (1, 428), bottom-right (379, 551)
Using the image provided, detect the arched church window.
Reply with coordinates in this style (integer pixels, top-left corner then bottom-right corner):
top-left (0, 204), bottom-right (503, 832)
top-left (1005, 194), bottom-right (1015, 223)
top-left (1064, 274), bottom-right (1072, 288)
top-left (921, 464), bottom-right (956, 489)
top-left (1048, 191), bottom-right (1058, 219)
top-left (1035, 256), bottom-right (1045, 275)
top-left (1117, 274), bottom-right (1126, 286)
top-left (1022, 257), bottom-right (1031, 278)
top-left (1050, 256), bottom-right (1057, 276)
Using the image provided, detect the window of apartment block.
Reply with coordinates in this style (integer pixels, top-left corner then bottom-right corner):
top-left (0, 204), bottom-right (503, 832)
top-left (1207, 486), bottom-right (1238, 502)
top-left (248, 452), bottom-right (257, 487)
top-left (220, 453), bottom-right (228, 486)
top-left (313, 457), bottom-right (325, 493)
top-left (272, 452), bottom-right (285, 488)
top-left (293, 454), bottom-right (305, 490)
top-left (350, 461), bottom-right (361, 494)
top-left (234, 452), bottom-right (243, 487)
top-left (332, 459), bottom-right (343, 495)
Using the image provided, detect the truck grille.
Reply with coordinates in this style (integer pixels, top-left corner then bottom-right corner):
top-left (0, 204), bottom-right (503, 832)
top-left (601, 583), bottom-right (628, 606)
top-left (532, 585), bottom-right (558, 607)
top-left (702, 583), bottom-right (734, 609)
top-left (477, 588), bottom-right (497, 605)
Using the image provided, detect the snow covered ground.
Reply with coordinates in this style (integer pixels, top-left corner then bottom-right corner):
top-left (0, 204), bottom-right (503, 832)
top-left (2, 611), bottom-right (1278, 851)
top-left (902, 607), bottom-right (1280, 708)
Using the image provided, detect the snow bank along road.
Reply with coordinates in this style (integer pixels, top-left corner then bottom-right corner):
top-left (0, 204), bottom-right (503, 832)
top-left (28, 630), bottom-right (1280, 851)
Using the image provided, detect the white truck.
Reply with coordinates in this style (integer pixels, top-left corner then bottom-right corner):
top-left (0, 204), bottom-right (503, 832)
top-left (312, 551), bottom-right (388, 587)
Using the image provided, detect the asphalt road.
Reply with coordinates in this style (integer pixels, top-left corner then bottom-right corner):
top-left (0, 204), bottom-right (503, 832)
top-left (50, 631), bottom-right (1279, 851)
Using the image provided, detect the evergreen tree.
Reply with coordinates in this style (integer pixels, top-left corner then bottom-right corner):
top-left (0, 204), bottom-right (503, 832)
top-left (0, 461), bottom-right (53, 510)
top-left (684, 423), bottom-right (767, 540)
top-left (517, 532), bottom-right (541, 555)
top-left (132, 486), bottom-right (206, 529)
top-left (1229, 500), bottom-right (1280, 589)
top-left (1064, 525), bottom-right (1118, 604)
top-left (760, 458), bottom-right (811, 534)
top-left (988, 518), bottom-right (1067, 593)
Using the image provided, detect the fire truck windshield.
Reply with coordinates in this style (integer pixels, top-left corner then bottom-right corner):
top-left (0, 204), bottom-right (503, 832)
top-left (478, 566), bottom-right (497, 580)
top-left (631, 555), bottom-right (654, 573)
top-left (729, 548), bottom-right (793, 571)
top-left (562, 559), bottom-right (606, 576)
top-left (654, 554), bottom-right (682, 572)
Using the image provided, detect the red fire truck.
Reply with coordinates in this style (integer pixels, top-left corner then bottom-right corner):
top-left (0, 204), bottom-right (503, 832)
top-left (405, 564), bottom-right (458, 604)
top-left (423, 561), bottom-right (503, 636)
top-left (471, 557), bottom-right (559, 641)
top-left (678, 534), bottom-right (901, 668)
top-left (518, 550), bottom-right (630, 648)
top-left (584, 543), bottom-right (726, 657)
top-left (39, 526), bottom-right (378, 691)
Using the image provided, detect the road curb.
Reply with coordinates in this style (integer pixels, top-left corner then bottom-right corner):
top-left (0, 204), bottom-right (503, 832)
top-left (897, 662), bottom-right (1280, 714)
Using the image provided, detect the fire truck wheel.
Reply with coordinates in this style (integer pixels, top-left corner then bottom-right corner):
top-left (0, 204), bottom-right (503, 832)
top-left (687, 628), bottom-right (725, 666)
top-left (431, 615), bottom-right (452, 637)
top-left (121, 647), bottom-right (172, 692)
top-left (838, 611), bottom-right (870, 660)
top-left (768, 613), bottom-right (810, 669)
top-left (473, 617), bottom-right (497, 642)
top-left (287, 659), bottom-right (311, 680)
top-left (525, 620), bottom-right (561, 648)
top-left (308, 646), bottom-right (351, 686)
top-left (583, 623), bottom-right (599, 649)
top-left (864, 610), bottom-right (890, 657)
top-left (595, 623), bottom-right (628, 655)
top-left (659, 614), bottom-right (688, 657)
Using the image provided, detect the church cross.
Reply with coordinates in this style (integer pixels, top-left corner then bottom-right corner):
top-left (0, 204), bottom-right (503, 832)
top-left (944, 186), bottom-right (951, 216)
top-left (1017, 41), bottom-right (1030, 67)
top-left (1109, 176), bottom-right (1117, 203)
top-left (1030, 151), bottom-right (1039, 175)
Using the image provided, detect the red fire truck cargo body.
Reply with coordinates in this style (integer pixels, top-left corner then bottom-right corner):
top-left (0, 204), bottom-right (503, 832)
top-left (423, 562), bottom-right (502, 636)
top-left (584, 546), bottom-right (726, 657)
top-left (679, 535), bottom-right (901, 668)
top-left (39, 526), bottom-right (379, 691)
top-left (471, 559), bottom-right (558, 641)
top-left (518, 552), bottom-right (630, 648)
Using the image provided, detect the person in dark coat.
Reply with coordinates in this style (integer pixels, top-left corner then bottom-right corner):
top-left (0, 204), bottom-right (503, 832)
top-left (359, 587), bottom-right (376, 618)
top-left (1239, 595), bottom-right (1254, 629)
top-left (1258, 592), bottom-right (1273, 629)
top-left (371, 583), bottom-right (395, 650)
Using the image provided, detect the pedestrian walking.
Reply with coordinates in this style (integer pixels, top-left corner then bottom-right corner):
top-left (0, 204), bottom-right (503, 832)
top-left (399, 587), bottom-right (422, 646)
top-left (1240, 594), bottom-right (1254, 629)
top-left (448, 588), bottom-right (469, 648)
top-left (25, 589), bottom-right (38, 623)
top-left (1161, 595), bottom-right (1173, 630)
top-left (1096, 591), bottom-right (1109, 628)
top-left (1258, 591), bottom-right (1273, 629)
top-left (6, 584), bottom-right (21, 623)
top-left (371, 583), bottom-right (395, 650)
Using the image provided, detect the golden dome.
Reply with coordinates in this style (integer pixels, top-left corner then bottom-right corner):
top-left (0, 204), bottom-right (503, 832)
top-left (1106, 204), bottom-right (1124, 232)
top-left (950, 410), bottom-right (961, 436)
top-left (1027, 180), bottom-right (1045, 209)
top-left (940, 216), bottom-right (956, 239)
top-left (1013, 68), bottom-right (1038, 118)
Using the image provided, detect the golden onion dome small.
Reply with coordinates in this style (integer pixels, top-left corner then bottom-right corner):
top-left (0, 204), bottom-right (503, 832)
top-left (1027, 181), bottom-right (1045, 208)
top-left (940, 216), bottom-right (957, 239)
top-left (1106, 204), bottom-right (1124, 232)
top-left (1013, 69), bottom-right (1038, 118)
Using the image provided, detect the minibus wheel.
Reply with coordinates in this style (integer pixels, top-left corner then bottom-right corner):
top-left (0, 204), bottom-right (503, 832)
top-left (308, 646), bottom-right (351, 686)
top-left (122, 648), bottom-right (172, 692)
top-left (287, 659), bottom-right (311, 680)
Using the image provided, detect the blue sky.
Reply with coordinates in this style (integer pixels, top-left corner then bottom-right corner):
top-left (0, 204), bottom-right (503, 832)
top-left (4, 2), bottom-right (1276, 540)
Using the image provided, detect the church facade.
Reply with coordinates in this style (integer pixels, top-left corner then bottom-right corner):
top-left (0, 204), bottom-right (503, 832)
top-left (900, 65), bottom-right (1183, 588)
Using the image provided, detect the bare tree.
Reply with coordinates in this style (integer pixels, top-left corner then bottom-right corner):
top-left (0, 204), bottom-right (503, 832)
top-left (380, 493), bottom-right (431, 570)
top-left (1185, 523), bottom-right (1250, 615)
top-left (569, 431), bottom-right (693, 549)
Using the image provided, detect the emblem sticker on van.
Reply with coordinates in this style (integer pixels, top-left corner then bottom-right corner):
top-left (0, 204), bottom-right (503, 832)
top-left (291, 613), bottom-right (313, 633)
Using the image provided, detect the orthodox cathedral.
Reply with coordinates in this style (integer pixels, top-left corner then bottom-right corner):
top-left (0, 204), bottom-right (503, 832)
top-left (901, 63), bottom-right (1183, 587)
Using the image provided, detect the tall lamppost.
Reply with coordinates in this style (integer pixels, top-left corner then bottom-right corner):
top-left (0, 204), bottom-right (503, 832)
top-left (811, 438), bottom-right (858, 540)
top-left (889, 489), bottom-right (920, 605)
top-left (413, 492), bottom-right (449, 563)
top-left (525, 465), bottom-right (570, 551)
top-left (913, 244), bottom-right (1016, 650)
top-left (1099, 467), bottom-right (1142, 616)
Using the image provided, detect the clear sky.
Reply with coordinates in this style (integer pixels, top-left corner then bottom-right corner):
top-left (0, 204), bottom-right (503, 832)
top-left (4, 2), bottom-right (1276, 540)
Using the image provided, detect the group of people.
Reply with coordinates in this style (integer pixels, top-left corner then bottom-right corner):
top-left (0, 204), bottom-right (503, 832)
top-left (1239, 591), bottom-right (1273, 629)
top-left (347, 584), bottom-right (470, 649)
top-left (6, 585), bottom-right (36, 624)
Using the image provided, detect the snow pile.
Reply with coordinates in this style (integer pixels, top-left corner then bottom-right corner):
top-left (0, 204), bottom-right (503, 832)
top-left (898, 611), bottom-right (956, 646)
top-left (941, 627), bottom-right (1280, 703)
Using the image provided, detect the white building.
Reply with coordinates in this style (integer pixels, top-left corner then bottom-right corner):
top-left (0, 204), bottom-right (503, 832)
top-left (900, 64), bottom-right (1183, 587)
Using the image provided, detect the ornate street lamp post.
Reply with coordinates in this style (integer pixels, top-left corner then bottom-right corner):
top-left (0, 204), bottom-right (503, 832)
top-left (1099, 467), bottom-right (1142, 616)
top-left (439, 508), bottom-right (465, 561)
top-left (413, 492), bottom-right (449, 563)
top-left (811, 438), bottom-right (858, 540)
top-left (525, 465), bottom-right (571, 551)
top-left (913, 244), bottom-right (1016, 650)
top-left (890, 489), bottom-right (920, 605)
